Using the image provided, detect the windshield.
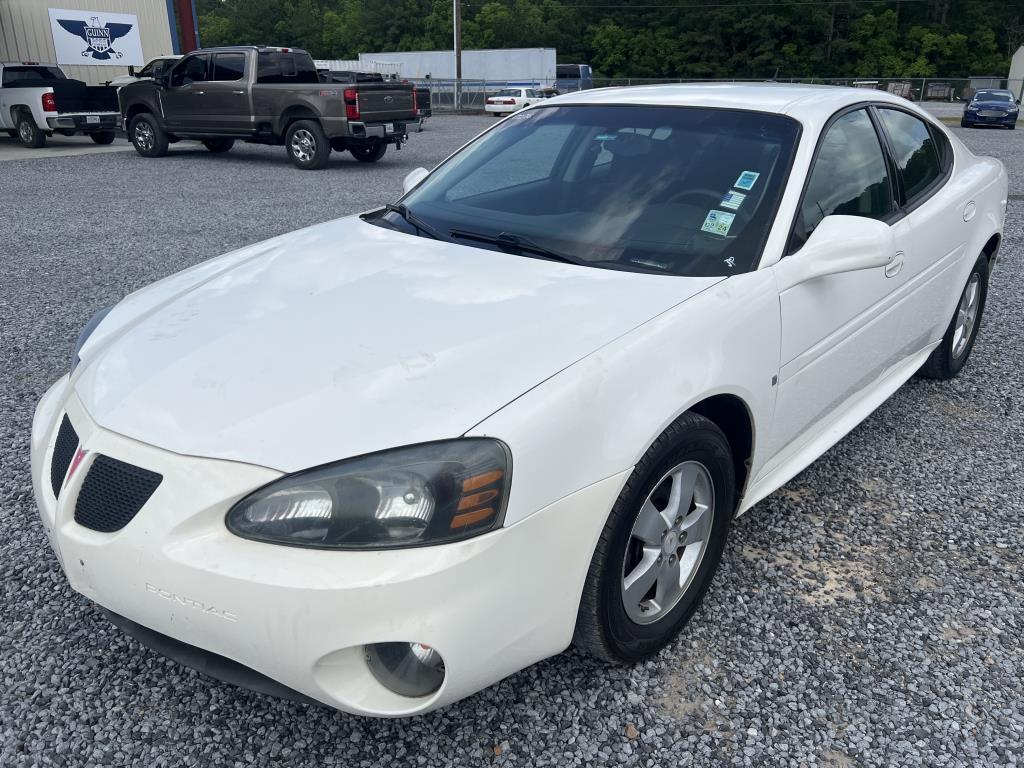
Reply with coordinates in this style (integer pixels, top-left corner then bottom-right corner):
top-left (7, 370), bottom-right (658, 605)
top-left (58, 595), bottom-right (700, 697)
top-left (391, 105), bottom-right (800, 276)
top-left (974, 91), bottom-right (1012, 102)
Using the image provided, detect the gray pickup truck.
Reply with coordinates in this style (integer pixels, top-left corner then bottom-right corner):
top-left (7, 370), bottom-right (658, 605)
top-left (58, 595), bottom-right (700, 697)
top-left (118, 46), bottom-right (416, 169)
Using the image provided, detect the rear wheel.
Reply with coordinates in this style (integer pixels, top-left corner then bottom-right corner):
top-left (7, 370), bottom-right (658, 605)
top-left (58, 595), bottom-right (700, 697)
top-left (16, 113), bottom-right (45, 148)
top-left (917, 254), bottom-right (989, 380)
top-left (129, 113), bottom-right (169, 157)
top-left (90, 131), bottom-right (116, 145)
top-left (574, 412), bottom-right (734, 663)
top-left (285, 120), bottom-right (330, 170)
top-left (350, 142), bottom-right (387, 163)
top-left (202, 138), bottom-right (235, 153)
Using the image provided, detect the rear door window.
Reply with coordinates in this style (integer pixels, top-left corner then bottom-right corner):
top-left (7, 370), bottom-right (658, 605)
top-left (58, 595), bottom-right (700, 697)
top-left (211, 53), bottom-right (246, 82)
top-left (876, 108), bottom-right (943, 204)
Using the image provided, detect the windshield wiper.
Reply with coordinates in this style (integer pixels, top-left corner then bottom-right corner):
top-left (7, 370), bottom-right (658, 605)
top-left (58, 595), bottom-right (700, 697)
top-left (383, 203), bottom-right (446, 241)
top-left (449, 229), bottom-right (589, 267)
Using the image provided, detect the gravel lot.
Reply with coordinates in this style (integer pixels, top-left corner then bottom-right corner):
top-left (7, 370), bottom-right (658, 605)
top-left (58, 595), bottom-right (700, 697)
top-left (1, 115), bottom-right (1021, 767)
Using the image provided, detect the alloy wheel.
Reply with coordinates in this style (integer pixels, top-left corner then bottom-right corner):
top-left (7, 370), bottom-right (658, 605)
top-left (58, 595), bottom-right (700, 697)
top-left (291, 129), bottom-right (315, 163)
top-left (952, 273), bottom-right (981, 359)
top-left (18, 122), bottom-right (33, 143)
top-left (134, 122), bottom-right (154, 152)
top-left (621, 461), bottom-right (715, 624)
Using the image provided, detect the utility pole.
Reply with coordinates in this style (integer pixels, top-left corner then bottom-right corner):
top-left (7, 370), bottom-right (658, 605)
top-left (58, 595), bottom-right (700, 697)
top-left (453, 0), bottom-right (462, 111)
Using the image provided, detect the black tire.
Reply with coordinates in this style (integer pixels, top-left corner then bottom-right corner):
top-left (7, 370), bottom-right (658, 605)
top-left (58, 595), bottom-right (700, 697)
top-left (202, 138), bottom-right (234, 153)
top-left (960, 120), bottom-right (969, 128)
top-left (90, 131), bottom-right (116, 145)
top-left (16, 113), bottom-right (45, 148)
top-left (349, 142), bottom-right (387, 163)
top-left (574, 412), bottom-right (735, 663)
top-left (917, 254), bottom-right (989, 380)
top-left (128, 113), bottom-right (169, 158)
top-left (285, 119), bottom-right (330, 170)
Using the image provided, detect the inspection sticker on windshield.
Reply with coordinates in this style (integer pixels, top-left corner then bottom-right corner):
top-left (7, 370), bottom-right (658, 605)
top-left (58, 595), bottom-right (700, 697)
top-left (720, 190), bottom-right (746, 210)
top-left (700, 209), bottom-right (736, 237)
top-left (734, 171), bottom-right (760, 190)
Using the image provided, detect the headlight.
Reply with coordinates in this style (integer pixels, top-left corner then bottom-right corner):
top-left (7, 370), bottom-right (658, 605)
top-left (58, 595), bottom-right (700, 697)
top-left (226, 439), bottom-right (510, 549)
top-left (966, 105), bottom-right (978, 112)
top-left (71, 306), bottom-right (113, 372)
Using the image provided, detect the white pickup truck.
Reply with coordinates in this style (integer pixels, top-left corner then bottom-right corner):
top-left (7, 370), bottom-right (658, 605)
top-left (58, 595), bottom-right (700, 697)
top-left (0, 62), bottom-right (120, 148)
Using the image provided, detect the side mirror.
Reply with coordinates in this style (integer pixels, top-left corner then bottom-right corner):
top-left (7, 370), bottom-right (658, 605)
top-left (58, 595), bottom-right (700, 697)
top-left (775, 215), bottom-right (896, 291)
top-left (402, 167), bottom-right (429, 194)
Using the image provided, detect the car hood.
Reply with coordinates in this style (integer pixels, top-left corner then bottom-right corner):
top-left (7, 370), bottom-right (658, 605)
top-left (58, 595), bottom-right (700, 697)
top-left (74, 217), bottom-right (722, 472)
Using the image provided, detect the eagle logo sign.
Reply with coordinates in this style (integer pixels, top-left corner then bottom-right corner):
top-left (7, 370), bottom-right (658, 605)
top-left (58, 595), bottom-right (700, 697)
top-left (57, 16), bottom-right (134, 60)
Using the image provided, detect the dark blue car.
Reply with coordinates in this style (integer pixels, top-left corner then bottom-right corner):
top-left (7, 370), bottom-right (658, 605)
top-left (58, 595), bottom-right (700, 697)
top-left (961, 89), bottom-right (1019, 129)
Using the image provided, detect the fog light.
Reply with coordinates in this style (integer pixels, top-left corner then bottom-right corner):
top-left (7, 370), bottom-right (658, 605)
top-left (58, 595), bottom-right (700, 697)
top-left (365, 642), bottom-right (445, 697)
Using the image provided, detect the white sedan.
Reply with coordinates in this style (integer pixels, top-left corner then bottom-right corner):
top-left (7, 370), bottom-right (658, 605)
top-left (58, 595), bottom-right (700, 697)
top-left (32, 84), bottom-right (1005, 717)
top-left (484, 87), bottom-right (544, 115)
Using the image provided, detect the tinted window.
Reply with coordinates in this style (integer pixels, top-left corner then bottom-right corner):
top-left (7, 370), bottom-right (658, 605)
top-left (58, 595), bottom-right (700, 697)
top-left (212, 53), bottom-right (245, 81)
top-left (796, 109), bottom-right (891, 247)
top-left (395, 105), bottom-right (801, 277)
top-left (256, 52), bottom-right (318, 84)
top-left (171, 55), bottom-right (208, 86)
top-left (1, 66), bottom-right (66, 87)
top-left (878, 108), bottom-right (942, 203)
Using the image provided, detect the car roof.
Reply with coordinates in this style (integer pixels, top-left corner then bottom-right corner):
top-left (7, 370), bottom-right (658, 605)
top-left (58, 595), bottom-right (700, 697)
top-left (548, 83), bottom-right (921, 121)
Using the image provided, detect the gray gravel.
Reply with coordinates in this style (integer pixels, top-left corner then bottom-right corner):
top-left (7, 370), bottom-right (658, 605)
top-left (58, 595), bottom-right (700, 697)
top-left (1, 116), bottom-right (1022, 767)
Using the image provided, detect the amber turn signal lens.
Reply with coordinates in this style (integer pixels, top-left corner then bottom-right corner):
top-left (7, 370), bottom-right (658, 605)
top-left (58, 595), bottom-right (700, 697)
top-left (457, 489), bottom-right (498, 510)
top-left (450, 507), bottom-right (496, 529)
top-left (461, 470), bottom-right (503, 493)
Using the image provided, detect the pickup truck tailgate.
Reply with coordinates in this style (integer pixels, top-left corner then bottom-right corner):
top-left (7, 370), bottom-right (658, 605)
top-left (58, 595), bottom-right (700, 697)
top-left (357, 83), bottom-right (415, 123)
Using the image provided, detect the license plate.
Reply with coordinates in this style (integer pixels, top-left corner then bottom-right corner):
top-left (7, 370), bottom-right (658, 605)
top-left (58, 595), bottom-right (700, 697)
top-left (385, 123), bottom-right (394, 134)
top-left (86, 115), bottom-right (100, 124)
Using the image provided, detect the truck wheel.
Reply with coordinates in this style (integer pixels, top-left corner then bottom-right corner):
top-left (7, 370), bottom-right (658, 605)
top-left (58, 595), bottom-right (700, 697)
top-left (350, 142), bottom-right (386, 163)
top-left (17, 114), bottom-right (46, 148)
top-left (285, 120), bottom-right (330, 170)
top-left (90, 131), bottom-right (116, 145)
top-left (202, 138), bottom-right (234, 153)
top-left (129, 113), bottom-right (169, 158)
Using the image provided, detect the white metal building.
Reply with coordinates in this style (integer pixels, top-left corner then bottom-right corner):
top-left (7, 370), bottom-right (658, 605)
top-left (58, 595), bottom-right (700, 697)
top-left (0, 0), bottom-right (182, 85)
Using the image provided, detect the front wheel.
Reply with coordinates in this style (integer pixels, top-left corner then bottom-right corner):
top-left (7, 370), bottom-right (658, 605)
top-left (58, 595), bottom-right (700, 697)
top-left (574, 412), bottom-right (734, 663)
top-left (17, 114), bottom-right (45, 148)
top-left (285, 120), bottom-right (330, 170)
top-left (349, 142), bottom-right (387, 163)
top-left (202, 138), bottom-right (234, 153)
top-left (917, 254), bottom-right (989, 380)
top-left (129, 113), bottom-right (169, 157)
top-left (90, 131), bottom-right (116, 145)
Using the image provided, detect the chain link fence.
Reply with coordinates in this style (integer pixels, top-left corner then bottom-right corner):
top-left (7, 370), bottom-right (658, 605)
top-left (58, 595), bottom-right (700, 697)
top-left (410, 76), bottom-right (1023, 114)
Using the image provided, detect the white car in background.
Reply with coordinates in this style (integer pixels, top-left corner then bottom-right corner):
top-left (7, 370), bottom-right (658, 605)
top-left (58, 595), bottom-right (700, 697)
top-left (106, 55), bottom-right (181, 87)
top-left (485, 86), bottom-right (544, 115)
top-left (33, 84), bottom-right (1005, 717)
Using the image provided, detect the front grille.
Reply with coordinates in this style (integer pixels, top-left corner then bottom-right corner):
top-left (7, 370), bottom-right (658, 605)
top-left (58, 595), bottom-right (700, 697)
top-left (74, 455), bottom-right (162, 533)
top-left (978, 110), bottom-right (1006, 117)
top-left (50, 415), bottom-right (79, 498)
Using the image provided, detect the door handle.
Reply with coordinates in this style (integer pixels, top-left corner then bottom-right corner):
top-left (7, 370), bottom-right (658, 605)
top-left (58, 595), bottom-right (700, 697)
top-left (194, 90), bottom-right (205, 95)
top-left (884, 251), bottom-right (904, 278)
top-left (231, 90), bottom-right (245, 95)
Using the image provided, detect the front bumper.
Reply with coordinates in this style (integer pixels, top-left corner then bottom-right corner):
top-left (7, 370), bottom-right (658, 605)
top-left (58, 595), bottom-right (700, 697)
top-left (46, 113), bottom-right (121, 132)
top-left (32, 377), bottom-right (624, 716)
top-left (962, 111), bottom-right (1017, 127)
